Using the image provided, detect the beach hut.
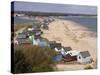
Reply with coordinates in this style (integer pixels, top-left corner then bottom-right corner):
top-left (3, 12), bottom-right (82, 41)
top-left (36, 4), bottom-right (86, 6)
top-left (66, 50), bottom-right (80, 56)
top-left (32, 29), bottom-right (42, 35)
top-left (17, 33), bottom-right (27, 39)
top-left (77, 51), bottom-right (92, 64)
top-left (49, 43), bottom-right (66, 55)
top-left (29, 35), bottom-right (34, 41)
top-left (63, 54), bottom-right (77, 62)
top-left (16, 33), bottom-right (31, 45)
top-left (63, 50), bottom-right (80, 62)
top-left (42, 25), bottom-right (48, 30)
top-left (38, 39), bottom-right (49, 47)
top-left (60, 48), bottom-right (67, 56)
top-left (32, 39), bottom-right (39, 45)
top-left (49, 43), bottom-right (61, 50)
top-left (53, 54), bottom-right (63, 62)
top-left (63, 47), bottom-right (72, 52)
top-left (17, 38), bottom-right (32, 45)
top-left (32, 38), bottom-right (49, 47)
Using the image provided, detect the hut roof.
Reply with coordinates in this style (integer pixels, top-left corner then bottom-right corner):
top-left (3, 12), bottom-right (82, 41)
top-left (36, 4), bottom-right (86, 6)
top-left (66, 50), bottom-right (80, 56)
top-left (49, 41), bottom-right (56, 44)
top-left (17, 33), bottom-right (27, 39)
top-left (49, 43), bottom-right (62, 49)
top-left (17, 38), bottom-right (31, 44)
top-left (80, 51), bottom-right (90, 58)
top-left (63, 47), bottom-right (72, 51)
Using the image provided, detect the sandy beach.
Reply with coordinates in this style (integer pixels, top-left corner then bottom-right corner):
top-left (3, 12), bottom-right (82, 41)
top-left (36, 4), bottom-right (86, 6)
top-left (42, 19), bottom-right (97, 70)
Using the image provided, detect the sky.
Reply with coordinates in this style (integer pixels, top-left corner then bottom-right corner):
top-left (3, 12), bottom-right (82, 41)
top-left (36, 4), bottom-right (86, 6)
top-left (12, 1), bottom-right (97, 15)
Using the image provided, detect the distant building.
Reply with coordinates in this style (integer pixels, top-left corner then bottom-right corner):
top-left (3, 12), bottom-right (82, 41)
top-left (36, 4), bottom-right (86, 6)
top-left (14, 13), bottom-right (25, 17)
top-left (48, 17), bottom-right (55, 22)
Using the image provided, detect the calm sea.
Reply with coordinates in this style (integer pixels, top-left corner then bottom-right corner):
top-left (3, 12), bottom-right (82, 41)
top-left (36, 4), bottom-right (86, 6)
top-left (14, 16), bottom-right (97, 32)
top-left (63, 16), bottom-right (97, 32)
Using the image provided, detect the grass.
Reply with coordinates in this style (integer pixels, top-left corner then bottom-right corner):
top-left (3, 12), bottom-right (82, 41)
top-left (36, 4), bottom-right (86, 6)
top-left (14, 24), bottom-right (32, 32)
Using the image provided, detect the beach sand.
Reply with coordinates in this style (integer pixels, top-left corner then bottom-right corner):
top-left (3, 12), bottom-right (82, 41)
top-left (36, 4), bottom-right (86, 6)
top-left (42, 19), bottom-right (97, 70)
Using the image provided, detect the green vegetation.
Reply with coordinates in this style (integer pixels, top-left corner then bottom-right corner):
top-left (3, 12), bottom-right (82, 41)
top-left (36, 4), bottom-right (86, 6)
top-left (26, 25), bottom-right (33, 28)
top-left (14, 45), bottom-right (57, 73)
top-left (14, 24), bottom-right (26, 32)
top-left (14, 20), bottom-right (41, 32)
top-left (14, 24), bottom-right (32, 32)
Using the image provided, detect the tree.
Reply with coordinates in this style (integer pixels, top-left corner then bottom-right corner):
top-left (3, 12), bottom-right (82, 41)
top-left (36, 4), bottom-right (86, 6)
top-left (14, 45), bottom-right (57, 73)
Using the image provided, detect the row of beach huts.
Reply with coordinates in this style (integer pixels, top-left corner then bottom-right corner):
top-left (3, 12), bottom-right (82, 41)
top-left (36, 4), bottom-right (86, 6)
top-left (14, 16), bottom-right (93, 64)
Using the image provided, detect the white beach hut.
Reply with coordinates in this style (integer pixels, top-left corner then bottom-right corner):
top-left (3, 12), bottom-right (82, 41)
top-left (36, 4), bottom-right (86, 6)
top-left (77, 51), bottom-right (92, 64)
top-left (66, 50), bottom-right (80, 56)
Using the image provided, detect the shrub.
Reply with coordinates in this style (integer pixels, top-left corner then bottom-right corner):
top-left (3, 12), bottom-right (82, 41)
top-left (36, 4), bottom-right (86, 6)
top-left (14, 45), bottom-right (57, 73)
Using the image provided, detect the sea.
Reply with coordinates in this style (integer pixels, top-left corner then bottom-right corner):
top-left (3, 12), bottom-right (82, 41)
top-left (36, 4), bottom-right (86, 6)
top-left (14, 16), bottom-right (97, 32)
top-left (62, 16), bottom-right (97, 32)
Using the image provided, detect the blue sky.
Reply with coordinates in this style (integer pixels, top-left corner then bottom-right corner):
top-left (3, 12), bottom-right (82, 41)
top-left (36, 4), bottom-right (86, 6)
top-left (12, 1), bottom-right (97, 15)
